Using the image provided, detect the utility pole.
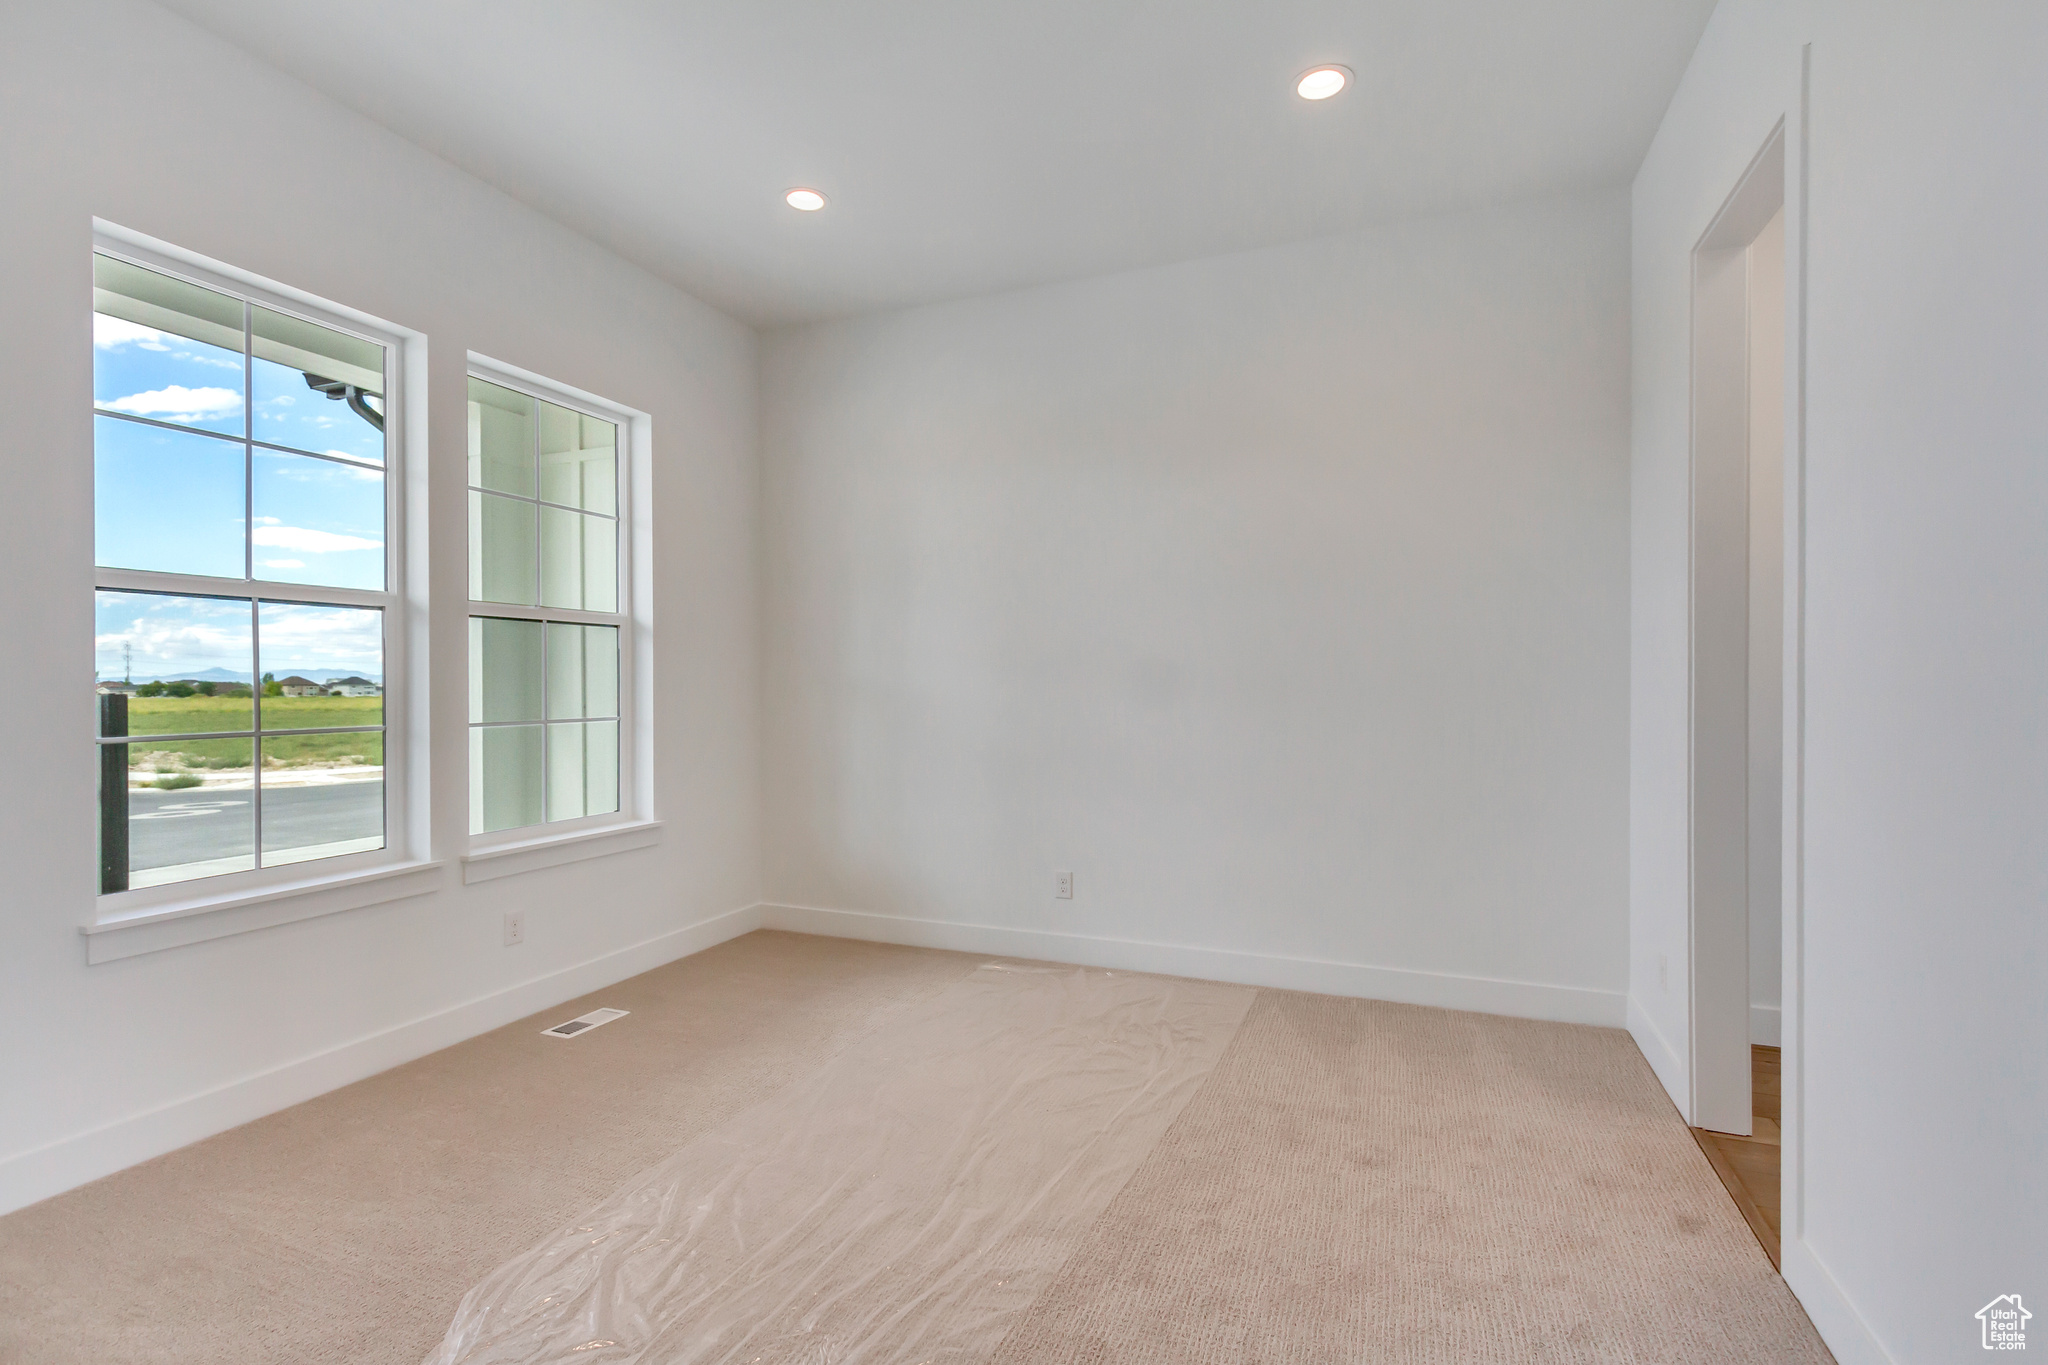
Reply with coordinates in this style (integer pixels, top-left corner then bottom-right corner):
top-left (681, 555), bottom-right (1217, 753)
top-left (123, 641), bottom-right (132, 684)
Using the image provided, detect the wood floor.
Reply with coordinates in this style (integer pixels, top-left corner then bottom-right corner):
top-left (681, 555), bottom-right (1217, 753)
top-left (1692, 1044), bottom-right (1782, 1268)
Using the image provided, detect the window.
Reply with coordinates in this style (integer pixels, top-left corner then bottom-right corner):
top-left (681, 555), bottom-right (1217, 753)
top-left (92, 242), bottom-right (406, 899)
top-left (466, 368), bottom-right (630, 838)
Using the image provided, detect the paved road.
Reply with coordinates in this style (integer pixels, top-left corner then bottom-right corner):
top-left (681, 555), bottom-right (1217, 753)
top-left (128, 780), bottom-right (382, 871)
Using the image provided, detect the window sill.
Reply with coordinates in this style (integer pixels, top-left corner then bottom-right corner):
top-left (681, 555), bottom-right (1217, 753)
top-left (461, 819), bottom-right (662, 885)
top-left (82, 859), bottom-right (445, 964)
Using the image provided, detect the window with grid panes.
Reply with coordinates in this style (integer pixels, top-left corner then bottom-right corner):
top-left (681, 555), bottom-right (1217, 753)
top-left (467, 375), bottom-right (624, 835)
top-left (92, 248), bottom-right (399, 894)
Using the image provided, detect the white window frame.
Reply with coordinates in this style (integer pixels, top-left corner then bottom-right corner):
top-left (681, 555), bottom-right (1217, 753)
top-left (83, 223), bottom-right (436, 963)
top-left (461, 354), bottom-right (657, 884)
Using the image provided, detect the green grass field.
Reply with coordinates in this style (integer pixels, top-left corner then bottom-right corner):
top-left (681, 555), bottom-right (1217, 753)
top-left (118, 696), bottom-right (383, 770)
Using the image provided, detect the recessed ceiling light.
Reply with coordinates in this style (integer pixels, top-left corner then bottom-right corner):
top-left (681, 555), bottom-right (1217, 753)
top-left (1296, 65), bottom-right (1351, 101)
top-left (785, 188), bottom-right (827, 211)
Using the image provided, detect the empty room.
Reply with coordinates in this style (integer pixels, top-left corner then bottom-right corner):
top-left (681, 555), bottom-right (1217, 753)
top-left (0, 1), bottom-right (2040, 1362)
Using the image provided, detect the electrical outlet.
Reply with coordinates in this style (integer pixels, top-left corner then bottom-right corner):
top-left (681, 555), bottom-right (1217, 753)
top-left (1054, 870), bottom-right (1074, 900)
top-left (1657, 953), bottom-right (1668, 990)
top-left (504, 911), bottom-right (526, 947)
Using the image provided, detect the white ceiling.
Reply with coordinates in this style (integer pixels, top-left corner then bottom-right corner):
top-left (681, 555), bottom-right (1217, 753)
top-left (156, 0), bottom-right (1716, 327)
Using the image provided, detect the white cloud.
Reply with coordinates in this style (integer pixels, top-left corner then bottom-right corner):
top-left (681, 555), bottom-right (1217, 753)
top-left (254, 516), bottom-right (281, 525)
top-left (95, 598), bottom-right (251, 676)
top-left (259, 559), bottom-right (306, 569)
top-left (94, 315), bottom-right (170, 350)
top-left (251, 526), bottom-right (383, 553)
top-left (256, 601), bottom-right (382, 673)
top-left (94, 594), bottom-right (380, 679)
top-left (102, 385), bottom-right (243, 422)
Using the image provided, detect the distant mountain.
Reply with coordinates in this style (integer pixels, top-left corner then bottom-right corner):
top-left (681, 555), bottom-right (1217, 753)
top-left (113, 667), bottom-right (252, 684)
top-left (101, 667), bottom-right (383, 685)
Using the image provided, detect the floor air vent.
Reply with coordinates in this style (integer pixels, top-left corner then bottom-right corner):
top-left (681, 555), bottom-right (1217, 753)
top-left (542, 1007), bottom-right (628, 1038)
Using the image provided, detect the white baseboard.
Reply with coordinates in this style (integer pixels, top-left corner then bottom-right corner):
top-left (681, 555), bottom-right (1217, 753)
top-left (0, 903), bottom-right (765, 1217)
top-left (759, 904), bottom-right (1626, 1027)
top-left (1782, 1236), bottom-right (1901, 1365)
top-left (0, 901), bottom-right (1633, 1217)
top-left (1750, 1003), bottom-right (1782, 1046)
top-left (1626, 992), bottom-right (1690, 1120)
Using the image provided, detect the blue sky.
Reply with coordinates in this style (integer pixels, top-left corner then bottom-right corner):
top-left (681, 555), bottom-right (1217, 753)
top-left (252, 354), bottom-right (384, 465)
top-left (253, 452), bottom-right (384, 590)
top-left (95, 417), bottom-right (247, 579)
top-left (91, 315), bottom-right (243, 433)
top-left (95, 313), bottom-right (385, 593)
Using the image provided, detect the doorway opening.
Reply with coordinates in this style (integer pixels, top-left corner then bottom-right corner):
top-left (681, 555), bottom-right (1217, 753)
top-left (1687, 127), bottom-right (1786, 1267)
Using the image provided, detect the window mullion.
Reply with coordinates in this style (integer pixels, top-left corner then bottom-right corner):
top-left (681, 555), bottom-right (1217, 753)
top-left (540, 621), bottom-right (551, 823)
top-left (97, 728), bottom-right (255, 744)
top-left (532, 410), bottom-right (543, 611)
top-left (93, 409), bottom-right (249, 444)
top-left (242, 299), bottom-right (253, 583)
top-left (95, 566), bottom-right (394, 609)
top-left (252, 439), bottom-right (384, 472)
top-left (97, 725), bottom-right (385, 744)
top-left (466, 602), bottom-right (622, 628)
top-left (250, 596), bottom-right (264, 870)
top-left (243, 300), bottom-right (262, 871)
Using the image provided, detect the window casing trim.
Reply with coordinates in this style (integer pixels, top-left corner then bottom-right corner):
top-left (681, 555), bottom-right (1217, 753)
top-left (87, 221), bottom-right (430, 939)
top-left (81, 859), bottom-right (445, 964)
top-left (464, 353), bottom-right (653, 857)
top-left (460, 819), bottom-right (662, 885)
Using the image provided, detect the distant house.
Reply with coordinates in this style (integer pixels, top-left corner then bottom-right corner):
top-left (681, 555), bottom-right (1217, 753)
top-left (326, 677), bottom-right (381, 697)
top-left (96, 680), bottom-right (137, 696)
top-left (276, 676), bottom-right (329, 697)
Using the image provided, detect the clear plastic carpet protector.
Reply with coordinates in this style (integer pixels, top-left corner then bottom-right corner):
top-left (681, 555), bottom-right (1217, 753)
top-left (424, 962), bottom-right (1255, 1365)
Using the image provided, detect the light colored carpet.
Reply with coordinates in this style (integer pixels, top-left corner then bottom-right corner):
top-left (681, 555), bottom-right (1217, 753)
top-left (988, 987), bottom-right (1832, 1364)
top-left (0, 932), bottom-right (983, 1365)
top-left (0, 932), bottom-right (1831, 1364)
top-left (428, 963), bottom-right (1255, 1363)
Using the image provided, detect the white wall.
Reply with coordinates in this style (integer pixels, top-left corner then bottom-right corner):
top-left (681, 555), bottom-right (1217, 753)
top-left (1631, 1), bottom-right (2046, 1359)
top-left (761, 190), bottom-right (1632, 1024)
top-left (0, 0), bottom-right (761, 1213)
